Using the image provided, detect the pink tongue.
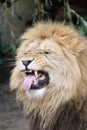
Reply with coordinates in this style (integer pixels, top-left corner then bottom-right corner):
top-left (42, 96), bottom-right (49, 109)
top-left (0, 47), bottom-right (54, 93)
top-left (23, 75), bottom-right (34, 91)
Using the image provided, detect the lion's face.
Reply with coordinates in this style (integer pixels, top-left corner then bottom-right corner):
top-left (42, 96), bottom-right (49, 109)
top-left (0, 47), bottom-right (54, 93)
top-left (16, 38), bottom-right (66, 99)
top-left (10, 22), bottom-right (86, 103)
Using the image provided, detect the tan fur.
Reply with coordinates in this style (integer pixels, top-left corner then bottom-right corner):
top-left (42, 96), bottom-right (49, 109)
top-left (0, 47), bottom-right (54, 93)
top-left (10, 22), bottom-right (87, 130)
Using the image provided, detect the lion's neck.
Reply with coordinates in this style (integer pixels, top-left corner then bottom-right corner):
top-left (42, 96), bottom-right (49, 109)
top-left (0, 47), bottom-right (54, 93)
top-left (28, 103), bottom-right (86, 130)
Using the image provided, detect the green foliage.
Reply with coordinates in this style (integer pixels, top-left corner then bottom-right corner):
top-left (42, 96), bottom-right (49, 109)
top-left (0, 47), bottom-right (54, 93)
top-left (0, 1), bottom-right (20, 65)
top-left (35, 0), bottom-right (87, 36)
top-left (64, 1), bottom-right (87, 35)
top-left (0, 0), bottom-right (87, 65)
top-left (78, 17), bottom-right (87, 35)
top-left (0, 38), bottom-right (20, 64)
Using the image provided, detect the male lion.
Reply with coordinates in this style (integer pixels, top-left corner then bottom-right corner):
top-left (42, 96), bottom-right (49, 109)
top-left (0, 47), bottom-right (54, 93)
top-left (10, 22), bottom-right (87, 130)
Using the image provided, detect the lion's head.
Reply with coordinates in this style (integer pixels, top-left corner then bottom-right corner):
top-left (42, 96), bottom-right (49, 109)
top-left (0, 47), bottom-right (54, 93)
top-left (10, 22), bottom-right (87, 130)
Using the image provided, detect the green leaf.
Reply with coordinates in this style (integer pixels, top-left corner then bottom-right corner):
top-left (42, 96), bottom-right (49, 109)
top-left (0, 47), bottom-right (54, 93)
top-left (79, 17), bottom-right (87, 35)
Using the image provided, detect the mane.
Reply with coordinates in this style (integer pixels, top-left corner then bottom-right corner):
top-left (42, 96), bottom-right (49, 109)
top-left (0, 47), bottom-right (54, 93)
top-left (10, 22), bottom-right (87, 130)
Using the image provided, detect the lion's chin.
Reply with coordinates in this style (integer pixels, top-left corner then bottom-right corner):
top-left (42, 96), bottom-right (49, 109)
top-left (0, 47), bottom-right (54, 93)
top-left (24, 87), bottom-right (47, 99)
top-left (20, 70), bottom-right (50, 99)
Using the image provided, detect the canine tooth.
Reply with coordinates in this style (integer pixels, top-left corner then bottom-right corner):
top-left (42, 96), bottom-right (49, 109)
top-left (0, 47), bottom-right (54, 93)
top-left (34, 70), bottom-right (38, 78)
top-left (34, 77), bottom-right (38, 84)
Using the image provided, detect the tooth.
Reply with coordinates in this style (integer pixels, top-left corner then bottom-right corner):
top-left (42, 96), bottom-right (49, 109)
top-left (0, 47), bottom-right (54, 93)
top-left (34, 77), bottom-right (38, 84)
top-left (26, 70), bottom-right (32, 73)
top-left (34, 70), bottom-right (38, 79)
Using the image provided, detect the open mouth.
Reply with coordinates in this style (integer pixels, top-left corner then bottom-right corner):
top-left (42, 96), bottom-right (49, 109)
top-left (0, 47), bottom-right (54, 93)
top-left (22, 70), bottom-right (49, 91)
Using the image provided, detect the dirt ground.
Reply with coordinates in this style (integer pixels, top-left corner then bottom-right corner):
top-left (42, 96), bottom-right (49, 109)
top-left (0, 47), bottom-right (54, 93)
top-left (0, 82), bottom-right (29, 130)
top-left (0, 60), bottom-right (30, 130)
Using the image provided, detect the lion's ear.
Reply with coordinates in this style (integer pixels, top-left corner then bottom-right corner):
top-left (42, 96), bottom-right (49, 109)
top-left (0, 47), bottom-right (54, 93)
top-left (56, 30), bottom-right (87, 56)
top-left (62, 39), bottom-right (86, 57)
top-left (67, 42), bottom-right (85, 56)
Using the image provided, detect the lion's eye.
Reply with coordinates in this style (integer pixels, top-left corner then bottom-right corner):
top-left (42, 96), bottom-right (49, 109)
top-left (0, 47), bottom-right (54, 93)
top-left (44, 51), bottom-right (50, 54)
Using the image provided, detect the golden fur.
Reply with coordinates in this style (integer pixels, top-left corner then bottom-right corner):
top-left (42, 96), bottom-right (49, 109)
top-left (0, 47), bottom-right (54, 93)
top-left (10, 22), bottom-right (87, 130)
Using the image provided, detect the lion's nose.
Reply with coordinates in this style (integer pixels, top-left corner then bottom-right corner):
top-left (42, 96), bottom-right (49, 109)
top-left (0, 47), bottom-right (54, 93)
top-left (22, 60), bottom-right (32, 66)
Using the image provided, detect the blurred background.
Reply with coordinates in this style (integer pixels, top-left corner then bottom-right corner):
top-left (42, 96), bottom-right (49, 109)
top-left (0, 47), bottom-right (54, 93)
top-left (0, 0), bottom-right (87, 130)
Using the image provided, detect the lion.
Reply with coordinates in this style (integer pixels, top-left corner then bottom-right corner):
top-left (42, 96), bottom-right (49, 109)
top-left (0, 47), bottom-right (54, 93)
top-left (10, 22), bottom-right (87, 130)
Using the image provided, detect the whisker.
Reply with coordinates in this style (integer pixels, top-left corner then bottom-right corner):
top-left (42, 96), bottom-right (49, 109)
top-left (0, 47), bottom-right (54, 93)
top-left (1, 58), bottom-right (16, 68)
top-left (3, 58), bottom-right (16, 62)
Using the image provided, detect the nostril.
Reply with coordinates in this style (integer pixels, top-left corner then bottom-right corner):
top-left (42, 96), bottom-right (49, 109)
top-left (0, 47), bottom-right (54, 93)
top-left (22, 60), bottom-right (32, 66)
